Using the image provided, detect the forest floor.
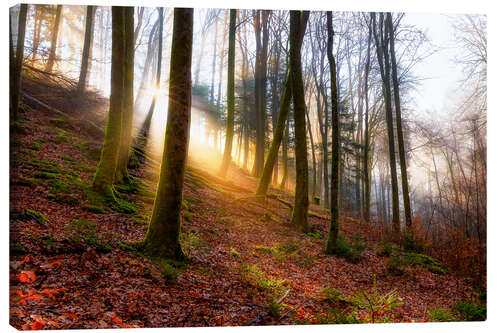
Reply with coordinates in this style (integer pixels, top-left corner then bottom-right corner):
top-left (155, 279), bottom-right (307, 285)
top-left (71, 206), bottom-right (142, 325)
top-left (9, 71), bottom-right (480, 330)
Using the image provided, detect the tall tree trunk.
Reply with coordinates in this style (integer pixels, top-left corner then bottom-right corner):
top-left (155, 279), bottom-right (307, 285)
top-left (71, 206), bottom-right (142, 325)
top-left (325, 11), bottom-right (341, 253)
top-left (92, 6), bottom-right (125, 197)
top-left (242, 57), bottom-right (250, 171)
top-left (137, 7), bottom-right (163, 150)
top-left (306, 105), bottom-right (317, 200)
top-left (133, 7), bottom-right (144, 45)
top-left (10, 4), bottom-right (28, 122)
top-left (217, 13), bottom-right (229, 114)
top-left (133, 17), bottom-right (160, 116)
top-left (45, 5), bottom-right (62, 72)
top-left (289, 10), bottom-right (310, 233)
top-left (210, 15), bottom-right (218, 104)
top-left (77, 5), bottom-right (96, 94)
top-left (194, 30), bottom-right (206, 86)
top-left (372, 13), bottom-right (400, 234)
top-left (144, 8), bottom-right (193, 260)
top-left (31, 5), bottom-right (41, 63)
top-left (251, 10), bottom-right (271, 178)
top-left (255, 12), bottom-right (309, 196)
top-left (280, 116), bottom-right (289, 190)
top-left (387, 13), bottom-right (412, 229)
top-left (115, 7), bottom-right (135, 183)
top-left (271, 39), bottom-right (281, 185)
top-left (220, 9), bottom-right (237, 177)
top-left (363, 14), bottom-right (373, 222)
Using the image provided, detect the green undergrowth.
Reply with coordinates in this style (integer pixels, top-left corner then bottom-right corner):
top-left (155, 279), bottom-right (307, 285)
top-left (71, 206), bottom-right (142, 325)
top-left (347, 275), bottom-right (403, 323)
top-left (180, 231), bottom-right (209, 255)
top-left (378, 239), bottom-right (448, 275)
top-left (50, 129), bottom-right (71, 144)
top-left (252, 239), bottom-right (301, 261)
top-left (117, 240), bottom-right (186, 283)
top-left (382, 243), bottom-right (449, 275)
top-left (64, 218), bottom-right (112, 253)
top-left (428, 300), bottom-right (486, 322)
top-left (21, 158), bottom-right (84, 205)
top-left (25, 209), bottom-right (49, 224)
top-left (239, 263), bottom-right (289, 302)
top-left (49, 117), bottom-right (73, 130)
top-left (76, 141), bottom-right (102, 161)
top-left (331, 234), bottom-right (366, 263)
top-left (85, 188), bottom-right (137, 214)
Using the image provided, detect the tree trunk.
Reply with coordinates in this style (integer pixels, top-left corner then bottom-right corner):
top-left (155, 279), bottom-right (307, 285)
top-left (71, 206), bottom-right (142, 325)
top-left (10, 4), bottom-right (28, 122)
top-left (31, 5), bottom-right (41, 63)
top-left (77, 5), bottom-right (96, 94)
top-left (210, 16), bottom-right (218, 104)
top-left (115, 7), bottom-right (135, 183)
top-left (280, 116), bottom-right (289, 190)
top-left (144, 8), bottom-right (193, 260)
top-left (256, 73), bottom-right (292, 195)
top-left (139, 8), bottom-right (163, 145)
top-left (92, 6), bottom-right (125, 197)
top-left (255, 12), bottom-right (308, 196)
top-left (363, 14), bottom-right (373, 223)
top-left (45, 5), bottom-right (62, 72)
top-left (387, 13), bottom-right (412, 229)
top-left (289, 10), bottom-right (310, 233)
top-left (220, 9), bottom-right (237, 177)
top-left (372, 13), bottom-right (400, 234)
top-left (133, 17), bottom-right (160, 116)
top-left (306, 105), bottom-right (317, 200)
top-left (325, 11), bottom-right (341, 253)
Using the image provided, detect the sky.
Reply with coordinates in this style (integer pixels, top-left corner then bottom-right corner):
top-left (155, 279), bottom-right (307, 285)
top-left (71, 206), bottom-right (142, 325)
top-left (403, 13), bottom-right (463, 116)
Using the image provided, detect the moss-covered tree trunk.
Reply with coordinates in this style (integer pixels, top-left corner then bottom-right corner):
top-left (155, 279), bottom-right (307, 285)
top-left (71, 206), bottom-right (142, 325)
top-left (92, 6), bottom-right (124, 197)
top-left (325, 11), bottom-right (340, 254)
top-left (220, 9), bottom-right (237, 177)
top-left (77, 5), bottom-right (96, 94)
top-left (289, 10), bottom-right (310, 233)
top-left (143, 8), bottom-right (193, 260)
top-left (387, 13), bottom-right (412, 229)
top-left (115, 7), bottom-right (135, 183)
top-left (10, 4), bottom-right (27, 123)
top-left (45, 5), bottom-right (62, 72)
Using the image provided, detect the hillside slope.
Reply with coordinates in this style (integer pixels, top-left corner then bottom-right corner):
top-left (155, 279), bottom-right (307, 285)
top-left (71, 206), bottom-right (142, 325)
top-left (9, 71), bottom-right (478, 329)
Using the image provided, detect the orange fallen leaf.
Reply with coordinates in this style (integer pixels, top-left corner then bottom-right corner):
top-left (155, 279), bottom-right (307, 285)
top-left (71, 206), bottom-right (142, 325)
top-left (31, 320), bottom-right (45, 330)
top-left (113, 316), bottom-right (123, 324)
top-left (25, 294), bottom-right (42, 302)
top-left (41, 288), bottom-right (60, 297)
top-left (65, 313), bottom-right (78, 320)
top-left (17, 270), bottom-right (36, 283)
top-left (41, 260), bottom-right (62, 269)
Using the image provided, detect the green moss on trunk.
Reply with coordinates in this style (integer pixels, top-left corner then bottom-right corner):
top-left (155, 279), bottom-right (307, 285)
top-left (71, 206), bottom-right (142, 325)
top-left (115, 7), bottom-right (135, 184)
top-left (143, 8), bottom-right (193, 260)
top-left (92, 7), bottom-right (124, 197)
